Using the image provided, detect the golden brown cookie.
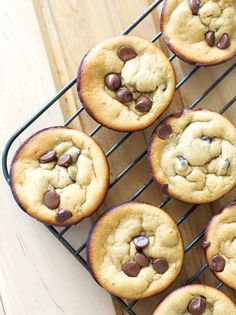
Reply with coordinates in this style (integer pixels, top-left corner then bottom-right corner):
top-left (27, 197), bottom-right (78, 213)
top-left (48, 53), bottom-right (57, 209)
top-left (148, 108), bottom-right (236, 204)
top-left (10, 127), bottom-right (109, 226)
top-left (87, 202), bottom-right (184, 299)
top-left (161, 0), bottom-right (236, 65)
top-left (153, 284), bottom-right (236, 314)
top-left (203, 201), bottom-right (236, 290)
top-left (78, 36), bottom-right (176, 131)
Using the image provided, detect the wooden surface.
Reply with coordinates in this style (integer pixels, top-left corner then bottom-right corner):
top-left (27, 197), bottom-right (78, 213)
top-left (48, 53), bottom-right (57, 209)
top-left (1, 0), bottom-right (236, 314)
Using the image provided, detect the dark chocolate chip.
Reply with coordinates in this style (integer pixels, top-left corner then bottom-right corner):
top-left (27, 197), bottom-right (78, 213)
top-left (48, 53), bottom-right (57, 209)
top-left (39, 150), bottom-right (57, 163)
top-left (55, 208), bottom-right (73, 223)
top-left (201, 136), bottom-right (212, 143)
top-left (43, 191), bottom-right (60, 209)
top-left (205, 31), bottom-right (215, 47)
top-left (152, 258), bottom-right (169, 274)
top-left (135, 96), bottom-right (152, 112)
top-left (122, 261), bottom-right (140, 277)
top-left (116, 87), bottom-right (133, 103)
top-left (156, 123), bottom-right (172, 140)
top-left (189, 0), bottom-right (200, 15)
top-left (210, 254), bottom-right (225, 272)
top-left (133, 235), bottom-right (149, 250)
top-left (134, 253), bottom-right (149, 267)
top-left (57, 154), bottom-right (73, 168)
top-left (202, 239), bottom-right (210, 249)
top-left (162, 184), bottom-right (169, 195)
top-left (187, 297), bottom-right (206, 315)
top-left (118, 46), bottom-right (137, 62)
top-left (104, 73), bottom-right (121, 91)
top-left (217, 33), bottom-right (230, 49)
top-left (172, 111), bottom-right (183, 118)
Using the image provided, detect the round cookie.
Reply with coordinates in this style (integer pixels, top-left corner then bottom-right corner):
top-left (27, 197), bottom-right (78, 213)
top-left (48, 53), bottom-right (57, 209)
top-left (153, 284), bottom-right (236, 314)
top-left (87, 202), bottom-right (184, 299)
top-left (77, 36), bottom-right (176, 132)
top-left (10, 127), bottom-right (109, 226)
top-left (148, 108), bottom-right (236, 204)
top-left (203, 201), bottom-right (236, 289)
top-left (161, 0), bottom-right (236, 66)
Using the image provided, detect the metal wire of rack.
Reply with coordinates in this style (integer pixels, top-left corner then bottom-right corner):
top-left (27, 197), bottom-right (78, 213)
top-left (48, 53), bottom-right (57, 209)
top-left (2, 0), bottom-right (236, 314)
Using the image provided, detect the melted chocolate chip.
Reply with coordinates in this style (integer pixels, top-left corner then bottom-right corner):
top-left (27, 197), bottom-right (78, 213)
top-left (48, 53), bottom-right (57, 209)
top-left (55, 208), bottom-right (73, 223)
top-left (162, 184), bottom-right (169, 195)
top-left (104, 73), bottom-right (121, 91)
top-left (116, 87), bottom-right (133, 103)
top-left (188, 297), bottom-right (206, 315)
top-left (205, 31), bottom-right (215, 47)
top-left (210, 254), bottom-right (225, 272)
top-left (118, 46), bottom-right (137, 62)
top-left (133, 235), bottom-right (149, 250)
top-left (201, 136), bottom-right (212, 143)
top-left (135, 96), bottom-right (152, 113)
top-left (189, 0), bottom-right (200, 15)
top-left (39, 150), bottom-right (57, 163)
top-left (152, 258), bottom-right (169, 274)
top-left (134, 253), bottom-right (149, 267)
top-left (156, 123), bottom-right (172, 140)
top-left (43, 191), bottom-right (60, 209)
top-left (172, 111), bottom-right (183, 118)
top-left (122, 261), bottom-right (140, 277)
top-left (202, 239), bottom-right (210, 249)
top-left (217, 33), bottom-right (230, 49)
top-left (57, 154), bottom-right (73, 168)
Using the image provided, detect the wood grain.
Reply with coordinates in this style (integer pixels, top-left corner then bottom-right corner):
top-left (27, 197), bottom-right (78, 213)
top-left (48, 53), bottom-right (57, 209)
top-left (2, 0), bottom-right (236, 314)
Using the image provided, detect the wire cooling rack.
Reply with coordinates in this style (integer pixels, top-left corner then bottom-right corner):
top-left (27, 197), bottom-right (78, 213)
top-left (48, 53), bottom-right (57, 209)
top-left (2, 0), bottom-right (236, 314)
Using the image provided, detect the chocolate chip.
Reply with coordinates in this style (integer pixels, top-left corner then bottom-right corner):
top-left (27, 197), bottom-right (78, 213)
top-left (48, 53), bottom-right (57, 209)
top-left (217, 33), bottom-right (230, 49)
top-left (210, 254), bottom-right (225, 272)
top-left (172, 111), bottom-right (183, 118)
top-left (116, 87), bottom-right (133, 103)
top-left (104, 73), bottom-right (121, 91)
top-left (156, 123), bottom-right (172, 140)
top-left (189, 0), bottom-right (200, 15)
top-left (152, 258), bottom-right (169, 274)
top-left (122, 261), bottom-right (140, 277)
top-left (57, 154), bottom-right (73, 168)
top-left (39, 150), bottom-right (57, 163)
top-left (135, 96), bottom-right (152, 112)
top-left (162, 184), bottom-right (169, 194)
top-left (133, 235), bottom-right (149, 250)
top-left (201, 136), bottom-right (212, 143)
top-left (118, 46), bottom-right (137, 62)
top-left (178, 156), bottom-right (188, 167)
top-left (43, 191), bottom-right (60, 209)
top-left (55, 208), bottom-right (73, 223)
top-left (202, 239), bottom-right (210, 249)
top-left (205, 31), bottom-right (215, 47)
top-left (188, 297), bottom-right (206, 315)
top-left (134, 253), bottom-right (149, 267)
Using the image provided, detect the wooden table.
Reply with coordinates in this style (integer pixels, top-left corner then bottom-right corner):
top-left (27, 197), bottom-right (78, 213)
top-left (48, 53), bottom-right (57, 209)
top-left (1, 1), bottom-right (235, 314)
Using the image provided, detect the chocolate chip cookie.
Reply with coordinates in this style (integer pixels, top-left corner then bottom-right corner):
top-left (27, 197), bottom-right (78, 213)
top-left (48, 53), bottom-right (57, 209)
top-left (161, 0), bottom-right (236, 65)
top-left (203, 201), bottom-right (236, 289)
top-left (87, 202), bottom-right (184, 299)
top-left (10, 127), bottom-right (109, 226)
top-left (148, 108), bottom-right (236, 204)
top-left (153, 284), bottom-right (236, 314)
top-left (78, 36), bottom-right (176, 131)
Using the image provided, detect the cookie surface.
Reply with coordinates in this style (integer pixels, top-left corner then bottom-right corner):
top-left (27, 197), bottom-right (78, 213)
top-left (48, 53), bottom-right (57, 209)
top-left (153, 284), bottom-right (236, 314)
top-left (87, 202), bottom-right (184, 299)
top-left (203, 201), bottom-right (236, 289)
top-left (148, 109), bottom-right (236, 204)
top-left (10, 127), bottom-right (109, 226)
top-left (78, 36), bottom-right (176, 131)
top-left (161, 0), bottom-right (236, 65)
